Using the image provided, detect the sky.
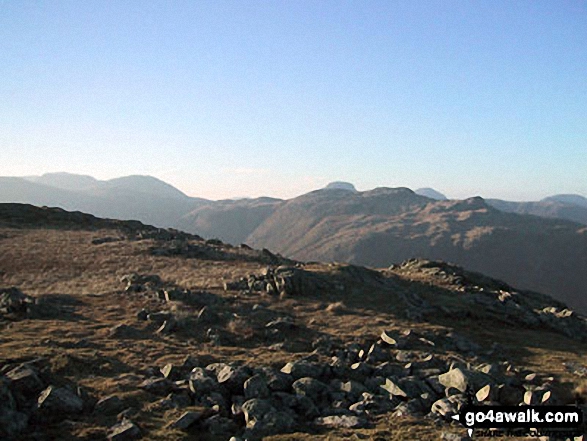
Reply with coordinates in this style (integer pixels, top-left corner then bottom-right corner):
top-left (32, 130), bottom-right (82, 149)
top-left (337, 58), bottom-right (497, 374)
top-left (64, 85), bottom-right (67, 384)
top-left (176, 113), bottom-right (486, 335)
top-left (1, 0), bottom-right (586, 201)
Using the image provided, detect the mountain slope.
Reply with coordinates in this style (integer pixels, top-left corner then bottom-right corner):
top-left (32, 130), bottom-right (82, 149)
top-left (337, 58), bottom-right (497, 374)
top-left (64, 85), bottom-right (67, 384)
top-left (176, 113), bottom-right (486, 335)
top-left (486, 198), bottom-right (587, 225)
top-left (1, 203), bottom-right (586, 440)
top-left (246, 188), bottom-right (587, 313)
top-left (176, 197), bottom-right (283, 244)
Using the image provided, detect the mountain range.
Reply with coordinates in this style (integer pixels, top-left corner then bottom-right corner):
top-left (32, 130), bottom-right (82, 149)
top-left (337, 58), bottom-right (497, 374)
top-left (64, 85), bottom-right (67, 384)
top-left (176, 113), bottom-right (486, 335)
top-left (1, 173), bottom-right (586, 312)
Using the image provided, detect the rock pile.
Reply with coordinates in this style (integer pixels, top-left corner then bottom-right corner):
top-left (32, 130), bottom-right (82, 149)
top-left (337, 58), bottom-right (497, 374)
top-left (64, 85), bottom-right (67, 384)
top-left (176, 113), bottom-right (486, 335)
top-left (126, 328), bottom-right (582, 439)
top-left (224, 266), bottom-right (329, 297)
top-left (0, 359), bottom-right (106, 439)
top-left (0, 287), bottom-right (38, 319)
top-left (393, 259), bottom-right (587, 342)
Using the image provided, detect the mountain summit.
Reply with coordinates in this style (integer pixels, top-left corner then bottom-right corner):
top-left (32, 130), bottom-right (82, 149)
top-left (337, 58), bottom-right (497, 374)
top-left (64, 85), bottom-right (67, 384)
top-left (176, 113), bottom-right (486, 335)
top-left (324, 181), bottom-right (357, 192)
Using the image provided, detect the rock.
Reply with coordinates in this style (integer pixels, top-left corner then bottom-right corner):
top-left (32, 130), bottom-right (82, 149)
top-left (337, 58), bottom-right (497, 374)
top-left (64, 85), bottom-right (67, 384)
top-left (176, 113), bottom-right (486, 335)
top-left (380, 378), bottom-right (408, 398)
top-left (244, 374), bottom-right (270, 399)
top-left (196, 306), bottom-right (218, 324)
top-left (441, 432), bottom-right (471, 441)
top-left (139, 378), bottom-right (175, 396)
top-left (524, 387), bottom-right (552, 405)
top-left (147, 311), bottom-right (173, 324)
top-left (349, 393), bottom-right (395, 415)
top-left (380, 330), bottom-right (398, 346)
top-left (340, 380), bottom-right (368, 401)
top-left (258, 367), bottom-right (293, 392)
top-left (497, 384), bottom-right (525, 406)
top-left (156, 318), bottom-right (177, 334)
top-left (95, 395), bottom-right (125, 415)
top-left (281, 360), bottom-right (326, 380)
top-left (241, 398), bottom-right (275, 426)
top-left (0, 287), bottom-right (35, 316)
top-left (188, 368), bottom-right (224, 398)
top-left (110, 323), bottom-right (139, 338)
top-left (431, 397), bottom-right (458, 418)
top-left (6, 364), bottom-right (45, 398)
top-left (0, 409), bottom-right (28, 439)
top-left (201, 415), bottom-right (237, 435)
top-left (476, 384), bottom-right (499, 403)
top-left (109, 419), bottom-right (141, 440)
top-left (348, 362), bottom-right (373, 381)
top-left (291, 394), bottom-right (320, 419)
top-left (169, 411), bottom-right (201, 430)
top-left (160, 363), bottom-right (182, 381)
top-left (241, 397), bottom-right (297, 439)
top-left (217, 365), bottom-right (251, 395)
top-left (0, 377), bottom-right (28, 438)
top-left (37, 385), bottom-right (84, 416)
top-left (438, 368), bottom-right (492, 394)
top-left (292, 377), bottom-right (330, 405)
top-left (373, 361), bottom-right (406, 378)
top-left (265, 317), bottom-right (296, 332)
top-left (315, 414), bottom-right (367, 429)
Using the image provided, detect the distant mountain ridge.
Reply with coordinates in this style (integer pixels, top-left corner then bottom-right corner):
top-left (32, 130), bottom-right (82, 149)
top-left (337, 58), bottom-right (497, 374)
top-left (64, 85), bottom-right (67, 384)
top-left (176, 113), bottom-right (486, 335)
top-left (415, 187), bottom-right (448, 200)
top-left (1, 174), bottom-right (206, 228)
top-left (245, 188), bottom-right (587, 313)
top-left (2, 172), bottom-right (586, 311)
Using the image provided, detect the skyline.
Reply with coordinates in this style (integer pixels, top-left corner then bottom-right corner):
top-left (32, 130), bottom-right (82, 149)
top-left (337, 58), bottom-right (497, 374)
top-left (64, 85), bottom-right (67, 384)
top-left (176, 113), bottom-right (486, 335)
top-left (1, 1), bottom-right (586, 200)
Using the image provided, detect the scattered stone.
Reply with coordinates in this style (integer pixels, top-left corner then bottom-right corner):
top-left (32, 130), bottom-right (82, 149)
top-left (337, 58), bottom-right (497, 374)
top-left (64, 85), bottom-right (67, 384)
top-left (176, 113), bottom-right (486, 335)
top-left (37, 385), bottom-right (84, 416)
top-left (292, 377), bottom-right (330, 404)
top-left (217, 365), bottom-right (251, 395)
top-left (110, 324), bottom-right (139, 338)
top-left (109, 419), bottom-right (141, 440)
top-left (0, 287), bottom-right (36, 317)
top-left (95, 395), bottom-right (125, 415)
top-left (244, 374), bottom-right (270, 399)
top-left (281, 360), bottom-right (326, 380)
top-left (160, 363), bottom-right (182, 381)
top-left (156, 317), bottom-right (177, 334)
top-left (315, 414), bottom-right (367, 429)
top-left (6, 364), bottom-right (45, 398)
top-left (169, 411), bottom-right (201, 430)
top-left (139, 378), bottom-right (175, 396)
top-left (438, 368), bottom-right (492, 394)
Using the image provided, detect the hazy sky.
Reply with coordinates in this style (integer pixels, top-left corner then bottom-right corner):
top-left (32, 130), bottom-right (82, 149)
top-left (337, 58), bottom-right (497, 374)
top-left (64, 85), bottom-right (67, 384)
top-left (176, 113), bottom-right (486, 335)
top-left (1, 1), bottom-right (586, 200)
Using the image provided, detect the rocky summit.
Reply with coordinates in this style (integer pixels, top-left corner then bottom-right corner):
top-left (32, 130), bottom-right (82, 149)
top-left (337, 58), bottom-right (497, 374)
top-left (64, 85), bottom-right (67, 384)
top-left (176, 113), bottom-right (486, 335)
top-left (0, 203), bottom-right (586, 440)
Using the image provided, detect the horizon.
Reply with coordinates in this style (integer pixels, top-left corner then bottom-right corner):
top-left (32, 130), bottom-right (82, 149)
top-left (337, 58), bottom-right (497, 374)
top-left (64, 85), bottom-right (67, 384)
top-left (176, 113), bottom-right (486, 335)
top-left (1, 1), bottom-right (586, 200)
top-left (4, 170), bottom-right (586, 203)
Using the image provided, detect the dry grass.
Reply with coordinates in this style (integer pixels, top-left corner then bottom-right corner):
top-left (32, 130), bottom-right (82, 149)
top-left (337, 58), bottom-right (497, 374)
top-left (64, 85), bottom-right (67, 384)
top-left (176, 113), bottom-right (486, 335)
top-left (1, 226), bottom-right (586, 440)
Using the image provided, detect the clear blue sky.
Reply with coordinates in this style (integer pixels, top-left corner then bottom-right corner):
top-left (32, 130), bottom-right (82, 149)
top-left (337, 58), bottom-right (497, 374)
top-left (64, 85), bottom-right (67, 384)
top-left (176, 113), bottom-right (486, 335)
top-left (1, 0), bottom-right (586, 200)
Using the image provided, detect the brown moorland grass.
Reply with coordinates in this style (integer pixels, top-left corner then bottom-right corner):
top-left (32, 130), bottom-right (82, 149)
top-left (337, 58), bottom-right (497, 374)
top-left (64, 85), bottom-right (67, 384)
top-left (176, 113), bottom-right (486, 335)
top-left (1, 226), bottom-right (586, 440)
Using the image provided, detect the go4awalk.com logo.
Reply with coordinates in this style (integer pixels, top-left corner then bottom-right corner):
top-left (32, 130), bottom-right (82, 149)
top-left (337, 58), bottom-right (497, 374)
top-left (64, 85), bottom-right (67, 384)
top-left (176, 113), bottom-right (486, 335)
top-left (452, 405), bottom-right (584, 438)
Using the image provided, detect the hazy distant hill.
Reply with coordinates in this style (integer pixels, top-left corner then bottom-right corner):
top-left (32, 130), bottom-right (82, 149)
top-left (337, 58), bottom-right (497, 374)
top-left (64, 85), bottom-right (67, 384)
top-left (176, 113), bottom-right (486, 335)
top-left (486, 198), bottom-right (587, 226)
top-left (246, 188), bottom-right (587, 313)
top-left (0, 174), bottom-right (206, 228)
top-left (25, 172), bottom-right (99, 191)
top-left (324, 181), bottom-right (358, 192)
top-left (176, 197), bottom-right (283, 245)
top-left (415, 187), bottom-right (447, 200)
top-left (544, 194), bottom-right (587, 208)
